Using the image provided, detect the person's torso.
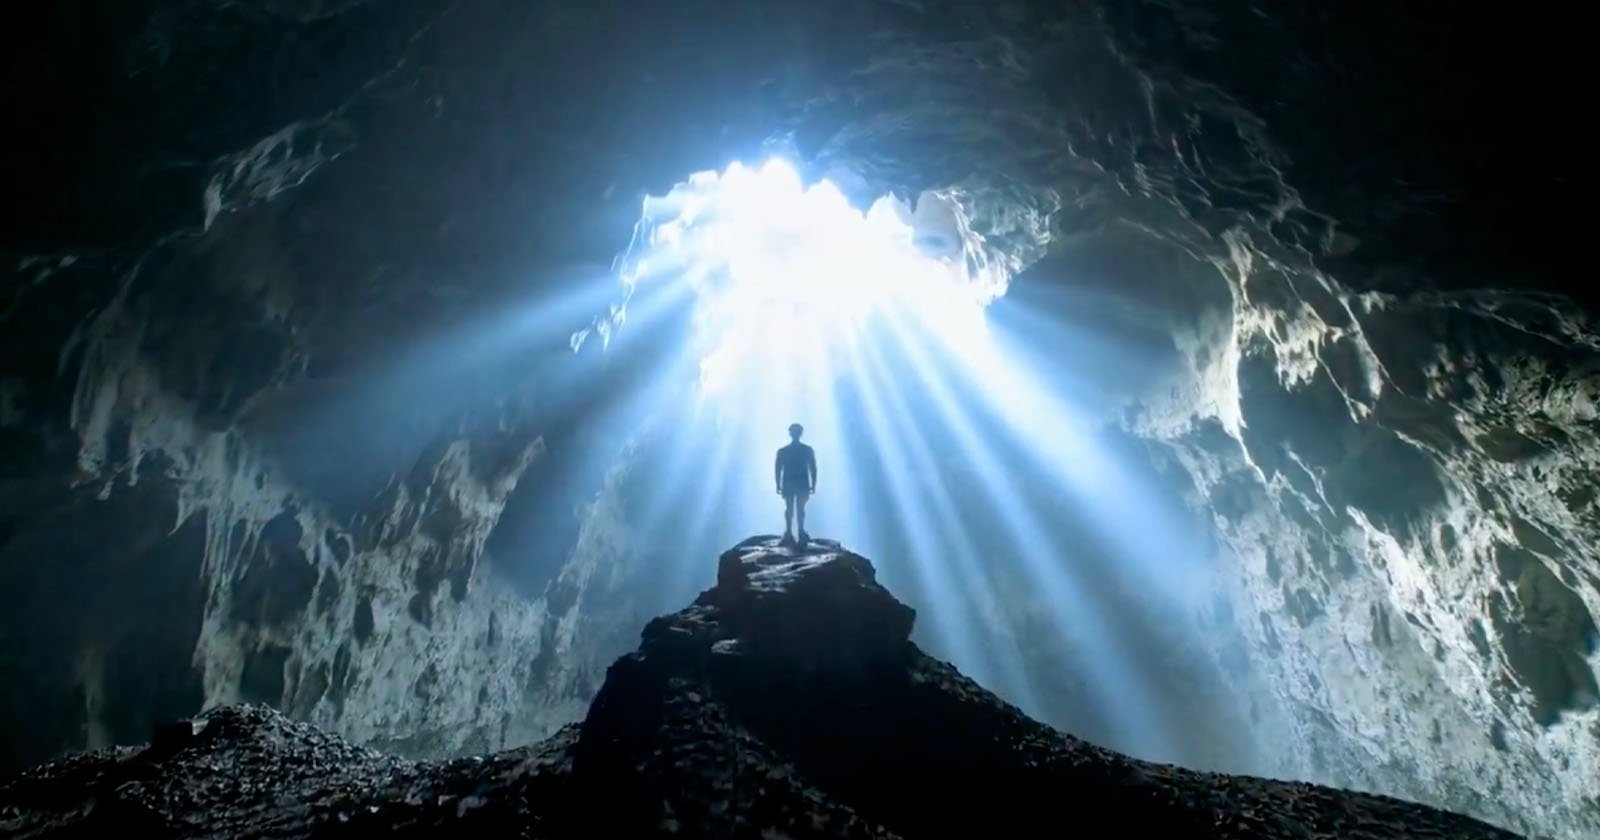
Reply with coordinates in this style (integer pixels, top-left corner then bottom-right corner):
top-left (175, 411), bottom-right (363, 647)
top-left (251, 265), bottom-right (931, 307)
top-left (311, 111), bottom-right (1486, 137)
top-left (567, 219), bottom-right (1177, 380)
top-left (778, 443), bottom-right (812, 475)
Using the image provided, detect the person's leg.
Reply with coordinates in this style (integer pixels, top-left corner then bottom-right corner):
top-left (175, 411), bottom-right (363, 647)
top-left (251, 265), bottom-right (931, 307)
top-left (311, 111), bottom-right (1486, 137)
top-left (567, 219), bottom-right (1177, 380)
top-left (783, 494), bottom-right (795, 538)
top-left (795, 494), bottom-right (808, 540)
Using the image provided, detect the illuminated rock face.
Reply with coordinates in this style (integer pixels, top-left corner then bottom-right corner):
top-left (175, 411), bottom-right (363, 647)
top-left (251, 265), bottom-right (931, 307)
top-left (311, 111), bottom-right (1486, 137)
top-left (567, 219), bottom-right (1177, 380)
top-left (1124, 264), bottom-right (1600, 837)
top-left (1098, 234), bottom-right (1600, 838)
top-left (1, 2), bottom-right (1589, 838)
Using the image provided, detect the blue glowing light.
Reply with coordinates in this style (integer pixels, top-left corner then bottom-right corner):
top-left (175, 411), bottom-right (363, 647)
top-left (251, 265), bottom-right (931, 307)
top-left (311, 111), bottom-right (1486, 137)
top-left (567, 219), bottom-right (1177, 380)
top-left (558, 156), bottom-right (1246, 771)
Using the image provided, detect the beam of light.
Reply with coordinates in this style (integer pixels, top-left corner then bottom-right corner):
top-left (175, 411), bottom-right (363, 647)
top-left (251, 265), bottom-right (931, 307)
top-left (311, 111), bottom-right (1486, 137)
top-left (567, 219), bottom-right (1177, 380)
top-left (840, 317), bottom-right (1046, 716)
top-left (868, 299), bottom-right (1173, 755)
top-left (562, 156), bottom-right (1246, 768)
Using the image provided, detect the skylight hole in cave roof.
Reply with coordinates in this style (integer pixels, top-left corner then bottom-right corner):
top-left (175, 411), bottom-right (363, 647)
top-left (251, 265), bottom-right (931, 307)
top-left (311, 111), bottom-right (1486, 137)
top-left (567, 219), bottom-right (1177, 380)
top-left (594, 157), bottom-right (1012, 396)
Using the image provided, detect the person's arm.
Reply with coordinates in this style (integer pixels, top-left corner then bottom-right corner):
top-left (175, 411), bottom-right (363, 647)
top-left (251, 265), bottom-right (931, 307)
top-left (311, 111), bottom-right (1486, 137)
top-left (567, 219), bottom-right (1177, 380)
top-left (775, 449), bottom-right (783, 494)
top-left (808, 448), bottom-right (817, 491)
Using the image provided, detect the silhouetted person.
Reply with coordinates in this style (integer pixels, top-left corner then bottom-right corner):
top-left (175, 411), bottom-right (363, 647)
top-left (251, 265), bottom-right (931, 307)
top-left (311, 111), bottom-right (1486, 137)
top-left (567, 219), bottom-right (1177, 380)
top-left (775, 423), bottom-right (816, 544)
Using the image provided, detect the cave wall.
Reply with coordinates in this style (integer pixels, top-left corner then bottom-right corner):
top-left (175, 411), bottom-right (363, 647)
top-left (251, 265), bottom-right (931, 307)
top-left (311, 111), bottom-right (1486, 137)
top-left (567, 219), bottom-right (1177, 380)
top-left (2, 204), bottom-right (572, 770)
top-left (1020, 203), bottom-right (1600, 838)
top-left (1128, 248), bottom-right (1600, 835)
top-left (1033, 213), bottom-right (1600, 838)
top-left (0, 0), bottom-right (682, 772)
top-left (1019, 156), bottom-right (1599, 837)
top-left (2, 1), bottom-right (1594, 838)
top-left (1061, 8), bottom-right (1597, 833)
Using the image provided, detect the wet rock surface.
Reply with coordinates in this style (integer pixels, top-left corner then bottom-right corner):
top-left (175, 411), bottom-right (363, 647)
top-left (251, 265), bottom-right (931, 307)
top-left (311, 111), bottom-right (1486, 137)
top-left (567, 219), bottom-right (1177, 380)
top-left (1, 539), bottom-right (1519, 839)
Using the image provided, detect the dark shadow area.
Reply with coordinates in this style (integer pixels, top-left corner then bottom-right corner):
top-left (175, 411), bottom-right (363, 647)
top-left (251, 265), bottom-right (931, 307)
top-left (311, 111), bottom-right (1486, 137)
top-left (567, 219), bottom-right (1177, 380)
top-left (0, 457), bottom-right (207, 773)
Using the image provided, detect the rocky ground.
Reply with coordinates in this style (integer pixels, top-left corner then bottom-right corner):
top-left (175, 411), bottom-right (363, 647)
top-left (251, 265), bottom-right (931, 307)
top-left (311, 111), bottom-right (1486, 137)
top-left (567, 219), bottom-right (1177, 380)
top-left (0, 538), bottom-right (1520, 839)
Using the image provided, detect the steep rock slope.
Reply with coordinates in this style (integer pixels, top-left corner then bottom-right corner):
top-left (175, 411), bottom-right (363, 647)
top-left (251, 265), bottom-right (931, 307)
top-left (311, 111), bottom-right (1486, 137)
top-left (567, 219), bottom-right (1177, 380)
top-left (0, 538), bottom-right (1519, 839)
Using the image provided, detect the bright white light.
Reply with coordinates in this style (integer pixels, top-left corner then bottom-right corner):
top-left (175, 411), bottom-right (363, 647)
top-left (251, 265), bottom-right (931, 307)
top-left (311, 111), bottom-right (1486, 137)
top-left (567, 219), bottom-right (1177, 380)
top-left (559, 157), bottom-right (1238, 767)
top-left (610, 158), bottom-right (1004, 395)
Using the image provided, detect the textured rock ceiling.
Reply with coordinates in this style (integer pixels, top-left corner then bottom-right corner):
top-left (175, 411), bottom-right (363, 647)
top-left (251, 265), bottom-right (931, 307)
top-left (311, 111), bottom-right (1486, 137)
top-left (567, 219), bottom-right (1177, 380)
top-left (0, 2), bottom-right (1592, 838)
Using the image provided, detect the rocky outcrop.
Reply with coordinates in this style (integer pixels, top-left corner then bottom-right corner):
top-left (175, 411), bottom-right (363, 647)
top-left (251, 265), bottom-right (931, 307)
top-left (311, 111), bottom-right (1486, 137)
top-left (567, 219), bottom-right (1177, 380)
top-left (0, 537), bottom-right (1517, 839)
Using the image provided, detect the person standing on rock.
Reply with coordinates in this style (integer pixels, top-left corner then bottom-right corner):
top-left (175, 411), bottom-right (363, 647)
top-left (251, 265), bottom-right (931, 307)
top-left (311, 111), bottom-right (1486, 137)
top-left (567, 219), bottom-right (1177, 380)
top-left (775, 423), bottom-right (817, 544)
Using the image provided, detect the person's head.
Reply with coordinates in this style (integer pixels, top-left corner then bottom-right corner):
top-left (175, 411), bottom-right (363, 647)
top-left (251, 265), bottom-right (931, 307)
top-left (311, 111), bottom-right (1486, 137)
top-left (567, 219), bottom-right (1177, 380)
top-left (788, 423), bottom-right (804, 441)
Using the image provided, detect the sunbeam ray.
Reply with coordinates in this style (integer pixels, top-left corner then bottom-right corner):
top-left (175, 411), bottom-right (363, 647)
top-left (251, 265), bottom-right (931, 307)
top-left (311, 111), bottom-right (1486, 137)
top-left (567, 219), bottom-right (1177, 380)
top-left (871, 299), bottom-right (1174, 749)
top-left (565, 155), bottom-right (1232, 763)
